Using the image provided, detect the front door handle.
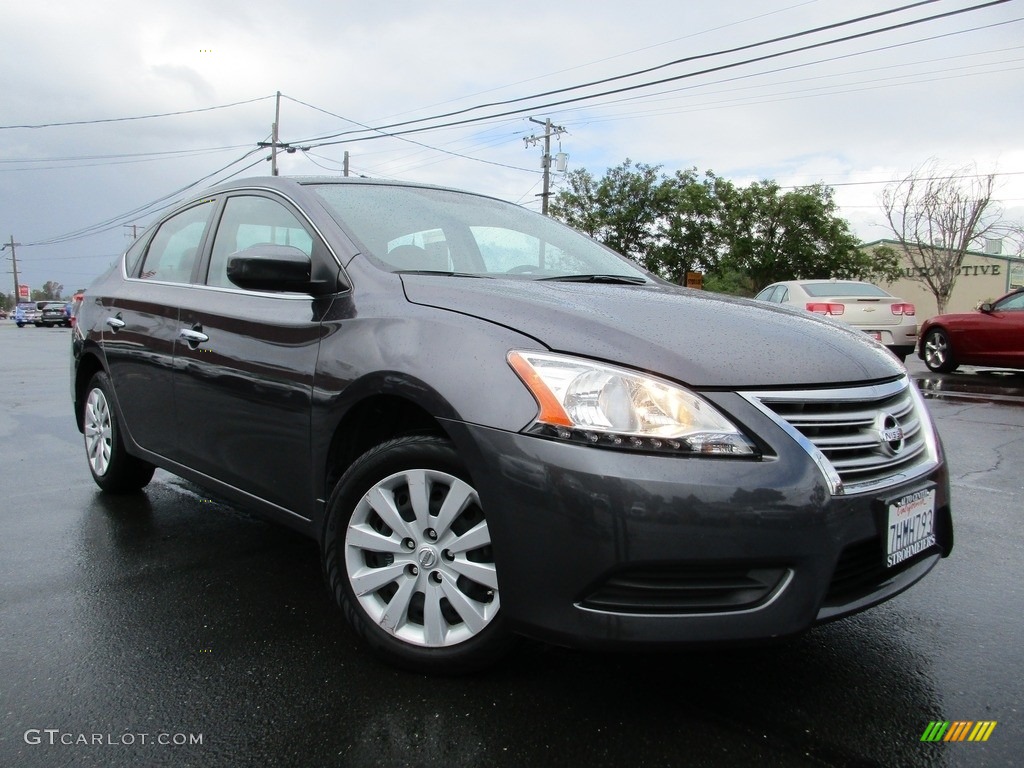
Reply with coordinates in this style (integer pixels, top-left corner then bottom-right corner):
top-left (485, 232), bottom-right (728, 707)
top-left (106, 316), bottom-right (126, 331)
top-left (179, 328), bottom-right (210, 345)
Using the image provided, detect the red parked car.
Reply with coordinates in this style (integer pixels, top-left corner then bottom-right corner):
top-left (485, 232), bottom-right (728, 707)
top-left (919, 287), bottom-right (1024, 372)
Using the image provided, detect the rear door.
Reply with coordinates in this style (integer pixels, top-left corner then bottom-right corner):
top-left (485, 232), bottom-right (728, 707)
top-left (101, 200), bottom-right (215, 459)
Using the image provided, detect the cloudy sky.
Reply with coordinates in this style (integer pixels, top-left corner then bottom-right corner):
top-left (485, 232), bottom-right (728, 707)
top-left (2, 0), bottom-right (1022, 295)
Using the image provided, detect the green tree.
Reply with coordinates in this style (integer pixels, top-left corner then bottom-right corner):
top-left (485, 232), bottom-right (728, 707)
top-left (648, 169), bottom-right (732, 285)
top-left (549, 167), bottom-right (603, 238)
top-left (31, 281), bottom-right (64, 301)
top-left (551, 160), bottom-right (895, 295)
top-left (551, 159), bottom-right (665, 270)
top-left (718, 181), bottom-right (887, 294)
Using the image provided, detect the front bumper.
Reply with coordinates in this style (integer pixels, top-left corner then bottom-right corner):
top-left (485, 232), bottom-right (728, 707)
top-left (444, 420), bottom-right (951, 650)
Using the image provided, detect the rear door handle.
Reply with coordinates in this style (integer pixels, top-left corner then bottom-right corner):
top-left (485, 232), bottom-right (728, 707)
top-left (105, 316), bottom-right (126, 330)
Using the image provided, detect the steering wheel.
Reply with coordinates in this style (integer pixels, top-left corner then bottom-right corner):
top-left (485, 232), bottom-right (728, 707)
top-left (506, 264), bottom-right (539, 274)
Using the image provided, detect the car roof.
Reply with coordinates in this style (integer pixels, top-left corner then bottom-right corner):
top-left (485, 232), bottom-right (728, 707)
top-left (781, 279), bottom-right (877, 286)
top-left (208, 175), bottom-right (466, 197)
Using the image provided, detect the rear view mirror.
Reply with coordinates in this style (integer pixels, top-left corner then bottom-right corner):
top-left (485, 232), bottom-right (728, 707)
top-left (227, 245), bottom-right (313, 292)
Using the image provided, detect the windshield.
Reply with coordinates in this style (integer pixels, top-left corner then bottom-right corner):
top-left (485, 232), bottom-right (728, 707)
top-left (310, 183), bottom-right (648, 281)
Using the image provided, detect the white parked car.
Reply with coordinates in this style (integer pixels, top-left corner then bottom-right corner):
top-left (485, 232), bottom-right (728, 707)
top-left (754, 279), bottom-right (917, 361)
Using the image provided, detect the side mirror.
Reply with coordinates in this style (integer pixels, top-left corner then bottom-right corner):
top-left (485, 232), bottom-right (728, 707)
top-left (227, 245), bottom-right (314, 292)
top-left (979, 302), bottom-right (993, 313)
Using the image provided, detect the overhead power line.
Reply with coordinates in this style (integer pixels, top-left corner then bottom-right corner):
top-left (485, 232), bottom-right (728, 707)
top-left (780, 170), bottom-right (1024, 190)
top-left (301, 0), bottom-right (1013, 149)
top-left (0, 143), bottom-right (253, 165)
top-left (370, 0), bottom-right (826, 123)
top-left (25, 149), bottom-right (265, 247)
top-left (0, 146), bottom-right (256, 173)
top-left (282, 95), bottom-right (536, 173)
top-left (0, 95), bottom-right (275, 130)
top-left (296, 0), bottom-right (989, 147)
top-left (555, 34), bottom-right (1024, 126)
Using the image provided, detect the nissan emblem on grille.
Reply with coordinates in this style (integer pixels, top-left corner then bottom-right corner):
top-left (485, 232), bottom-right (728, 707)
top-left (877, 412), bottom-right (905, 456)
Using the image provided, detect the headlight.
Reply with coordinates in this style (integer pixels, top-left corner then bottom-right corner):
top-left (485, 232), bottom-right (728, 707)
top-left (508, 351), bottom-right (756, 456)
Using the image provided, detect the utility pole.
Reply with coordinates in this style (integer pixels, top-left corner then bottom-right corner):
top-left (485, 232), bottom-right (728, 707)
top-left (257, 92), bottom-right (309, 176)
top-left (3, 235), bottom-right (21, 304)
top-left (524, 118), bottom-right (566, 215)
top-left (271, 90), bottom-right (281, 176)
top-left (343, 151), bottom-right (350, 178)
top-left (257, 91), bottom-right (283, 175)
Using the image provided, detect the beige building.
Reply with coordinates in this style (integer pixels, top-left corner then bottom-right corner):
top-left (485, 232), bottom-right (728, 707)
top-left (862, 239), bottom-right (1024, 322)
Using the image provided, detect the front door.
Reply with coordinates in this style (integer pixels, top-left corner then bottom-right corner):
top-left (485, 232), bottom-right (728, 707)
top-left (173, 193), bottom-right (329, 519)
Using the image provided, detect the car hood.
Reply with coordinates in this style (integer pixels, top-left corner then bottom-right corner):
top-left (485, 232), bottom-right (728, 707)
top-left (401, 276), bottom-right (903, 389)
top-left (922, 311), bottom-right (978, 326)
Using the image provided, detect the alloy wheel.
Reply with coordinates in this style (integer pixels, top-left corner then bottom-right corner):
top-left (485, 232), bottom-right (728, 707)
top-left (343, 468), bottom-right (499, 648)
top-left (84, 387), bottom-right (113, 477)
top-left (924, 331), bottom-right (950, 371)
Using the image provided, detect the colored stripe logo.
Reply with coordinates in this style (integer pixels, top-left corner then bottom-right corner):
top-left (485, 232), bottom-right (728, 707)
top-left (921, 721), bottom-right (997, 742)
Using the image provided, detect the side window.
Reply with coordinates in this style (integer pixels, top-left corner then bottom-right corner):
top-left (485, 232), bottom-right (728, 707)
top-left (995, 292), bottom-right (1024, 311)
top-left (756, 285), bottom-right (780, 303)
top-left (778, 287), bottom-right (790, 304)
top-left (124, 232), bottom-right (149, 277)
top-left (139, 202), bottom-right (213, 283)
top-left (207, 196), bottom-right (314, 288)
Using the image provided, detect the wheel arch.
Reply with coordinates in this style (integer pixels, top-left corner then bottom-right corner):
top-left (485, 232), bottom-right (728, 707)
top-left (321, 393), bottom-right (452, 511)
top-left (73, 348), bottom-right (107, 432)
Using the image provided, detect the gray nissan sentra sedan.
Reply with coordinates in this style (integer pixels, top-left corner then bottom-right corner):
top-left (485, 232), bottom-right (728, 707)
top-left (72, 176), bottom-right (952, 673)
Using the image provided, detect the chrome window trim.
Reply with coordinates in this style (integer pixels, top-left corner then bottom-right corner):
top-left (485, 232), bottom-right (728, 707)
top-left (119, 185), bottom-right (346, 284)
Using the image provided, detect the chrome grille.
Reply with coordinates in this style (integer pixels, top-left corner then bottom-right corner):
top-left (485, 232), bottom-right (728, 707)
top-left (741, 377), bottom-right (939, 495)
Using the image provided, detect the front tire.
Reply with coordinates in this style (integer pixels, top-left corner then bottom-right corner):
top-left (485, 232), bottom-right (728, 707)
top-left (322, 435), bottom-right (512, 673)
top-left (82, 372), bottom-right (156, 492)
top-left (922, 328), bottom-right (958, 373)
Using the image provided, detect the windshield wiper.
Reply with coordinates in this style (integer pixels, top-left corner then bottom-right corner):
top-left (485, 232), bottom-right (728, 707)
top-left (396, 270), bottom-right (493, 279)
top-left (538, 274), bottom-right (647, 285)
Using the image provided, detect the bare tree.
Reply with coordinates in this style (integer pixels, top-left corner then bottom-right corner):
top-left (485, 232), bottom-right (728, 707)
top-left (881, 160), bottom-right (1007, 314)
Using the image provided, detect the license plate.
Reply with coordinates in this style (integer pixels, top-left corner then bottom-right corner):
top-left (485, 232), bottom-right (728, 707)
top-left (885, 488), bottom-right (936, 568)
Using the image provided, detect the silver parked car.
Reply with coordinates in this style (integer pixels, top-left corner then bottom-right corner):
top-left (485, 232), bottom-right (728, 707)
top-left (755, 279), bottom-right (917, 361)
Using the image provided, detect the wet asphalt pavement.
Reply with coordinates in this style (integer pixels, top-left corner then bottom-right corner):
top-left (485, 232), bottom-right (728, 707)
top-left (1, 324), bottom-right (1022, 768)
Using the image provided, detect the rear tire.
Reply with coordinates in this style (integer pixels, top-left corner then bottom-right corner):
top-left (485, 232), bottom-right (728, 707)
top-left (322, 435), bottom-right (513, 674)
top-left (82, 372), bottom-right (156, 492)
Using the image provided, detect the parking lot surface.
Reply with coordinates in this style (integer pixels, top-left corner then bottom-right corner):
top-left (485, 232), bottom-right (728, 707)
top-left (2, 324), bottom-right (1021, 767)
